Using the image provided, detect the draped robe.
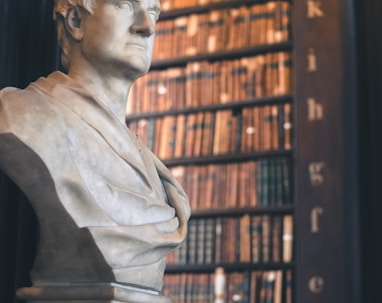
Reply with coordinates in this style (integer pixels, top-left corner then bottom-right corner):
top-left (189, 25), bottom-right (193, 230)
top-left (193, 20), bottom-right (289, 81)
top-left (0, 71), bottom-right (190, 300)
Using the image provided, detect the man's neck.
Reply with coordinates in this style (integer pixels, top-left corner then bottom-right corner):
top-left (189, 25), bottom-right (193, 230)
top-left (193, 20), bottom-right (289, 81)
top-left (67, 64), bottom-right (135, 125)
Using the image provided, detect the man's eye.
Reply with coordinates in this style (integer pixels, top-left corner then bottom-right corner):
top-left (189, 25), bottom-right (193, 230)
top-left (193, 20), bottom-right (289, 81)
top-left (117, 1), bottom-right (133, 11)
top-left (149, 11), bottom-right (159, 22)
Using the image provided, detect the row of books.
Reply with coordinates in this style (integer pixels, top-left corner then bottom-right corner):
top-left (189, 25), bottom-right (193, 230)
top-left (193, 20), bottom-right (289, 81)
top-left (128, 52), bottom-right (292, 113)
top-left (154, 2), bottom-right (290, 59)
top-left (163, 269), bottom-right (293, 303)
top-left (161, 0), bottom-right (231, 11)
top-left (128, 104), bottom-right (292, 159)
top-left (167, 214), bottom-right (293, 265)
top-left (169, 159), bottom-right (292, 211)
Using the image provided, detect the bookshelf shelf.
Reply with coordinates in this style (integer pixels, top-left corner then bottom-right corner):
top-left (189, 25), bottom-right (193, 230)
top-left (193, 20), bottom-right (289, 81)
top-left (159, 0), bottom-right (291, 20)
top-left (190, 205), bottom-right (294, 218)
top-left (162, 150), bottom-right (293, 167)
top-left (166, 262), bottom-right (295, 274)
top-left (150, 42), bottom-right (293, 69)
top-left (126, 94), bottom-right (293, 120)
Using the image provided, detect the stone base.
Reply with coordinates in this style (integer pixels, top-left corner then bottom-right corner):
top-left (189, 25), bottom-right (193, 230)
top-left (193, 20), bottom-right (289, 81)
top-left (16, 283), bottom-right (172, 303)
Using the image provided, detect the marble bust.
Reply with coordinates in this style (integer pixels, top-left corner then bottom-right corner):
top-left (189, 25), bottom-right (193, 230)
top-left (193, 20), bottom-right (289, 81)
top-left (0, 0), bottom-right (190, 302)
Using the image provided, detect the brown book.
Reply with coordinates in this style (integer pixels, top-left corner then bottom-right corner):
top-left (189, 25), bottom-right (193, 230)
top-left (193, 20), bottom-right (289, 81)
top-left (257, 4), bottom-right (268, 45)
top-left (193, 112), bottom-right (205, 157)
top-left (185, 14), bottom-right (198, 56)
top-left (176, 68), bottom-right (187, 110)
top-left (199, 61), bottom-right (212, 106)
top-left (274, 270), bottom-right (283, 303)
top-left (285, 270), bottom-right (293, 303)
top-left (248, 161), bottom-right (258, 207)
top-left (283, 103), bottom-right (292, 150)
top-left (271, 215), bottom-right (282, 262)
top-left (231, 59), bottom-right (241, 101)
top-left (207, 10), bottom-right (228, 53)
top-left (174, 114), bottom-right (186, 158)
top-left (239, 57), bottom-right (249, 100)
top-left (249, 271), bottom-right (261, 303)
top-left (280, 51), bottom-right (293, 95)
top-left (184, 113), bottom-right (197, 157)
top-left (191, 167), bottom-right (200, 210)
top-left (219, 60), bottom-right (230, 104)
top-left (211, 165), bottom-right (220, 209)
top-left (227, 163), bottom-right (239, 207)
top-left (261, 215), bottom-right (271, 263)
top-left (211, 61), bottom-right (221, 104)
top-left (253, 106), bottom-right (261, 151)
top-left (158, 116), bottom-right (169, 159)
top-left (249, 4), bottom-right (261, 46)
top-left (143, 72), bottom-right (154, 113)
top-left (238, 162), bottom-right (250, 207)
top-left (160, 115), bottom-right (177, 159)
top-left (261, 105), bottom-right (273, 151)
top-left (227, 8), bottom-right (240, 50)
top-left (240, 214), bottom-right (251, 262)
top-left (160, 0), bottom-right (172, 11)
top-left (251, 215), bottom-right (262, 263)
top-left (198, 0), bottom-right (210, 5)
top-left (165, 68), bottom-right (178, 110)
top-left (160, 20), bottom-right (175, 60)
top-left (157, 71), bottom-right (169, 111)
top-left (212, 111), bottom-right (223, 155)
top-left (280, 2), bottom-right (291, 42)
top-left (265, 1), bottom-right (277, 44)
top-left (264, 271), bottom-right (276, 303)
top-left (283, 215), bottom-right (294, 262)
top-left (229, 112), bottom-right (239, 153)
top-left (239, 6), bottom-right (251, 48)
top-left (196, 13), bottom-right (210, 54)
top-left (197, 165), bottom-right (208, 209)
top-left (173, 16), bottom-right (187, 57)
top-left (153, 117), bottom-right (163, 156)
top-left (241, 107), bottom-right (253, 152)
top-left (225, 60), bottom-right (235, 102)
top-left (200, 111), bottom-right (214, 156)
top-left (204, 165), bottom-right (215, 209)
top-left (255, 55), bottom-right (266, 98)
top-left (145, 71), bottom-right (159, 112)
top-left (271, 104), bottom-right (279, 150)
top-left (244, 57), bottom-right (255, 99)
top-left (264, 53), bottom-right (273, 96)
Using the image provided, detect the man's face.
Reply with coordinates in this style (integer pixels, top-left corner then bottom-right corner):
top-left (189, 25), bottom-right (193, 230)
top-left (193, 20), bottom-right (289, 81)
top-left (78, 0), bottom-right (161, 79)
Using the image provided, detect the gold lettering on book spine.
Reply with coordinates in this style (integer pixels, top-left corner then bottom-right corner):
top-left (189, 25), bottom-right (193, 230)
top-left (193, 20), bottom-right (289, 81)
top-left (308, 162), bottom-right (325, 186)
top-left (307, 47), bottom-right (318, 72)
top-left (309, 276), bottom-right (325, 294)
top-left (307, 98), bottom-right (324, 121)
top-left (306, 0), bottom-right (325, 19)
top-left (310, 207), bottom-right (324, 233)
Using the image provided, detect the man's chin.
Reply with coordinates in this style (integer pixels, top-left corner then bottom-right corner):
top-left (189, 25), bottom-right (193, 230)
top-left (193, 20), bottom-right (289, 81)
top-left (122, 57), bottom-right (151, 79)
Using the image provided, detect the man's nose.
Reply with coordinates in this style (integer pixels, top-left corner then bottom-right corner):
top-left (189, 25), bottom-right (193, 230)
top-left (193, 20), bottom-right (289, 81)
top-left (130, 10), bottom-right (155, 37)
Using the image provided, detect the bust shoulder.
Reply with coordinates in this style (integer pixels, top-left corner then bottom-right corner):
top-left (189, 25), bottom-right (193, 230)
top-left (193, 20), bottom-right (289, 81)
top-left (0, 83), bottom-right (64, 139)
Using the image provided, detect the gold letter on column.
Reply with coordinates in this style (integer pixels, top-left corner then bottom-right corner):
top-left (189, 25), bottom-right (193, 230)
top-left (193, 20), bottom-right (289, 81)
top-left (307, 0), bottom-right (325, 18)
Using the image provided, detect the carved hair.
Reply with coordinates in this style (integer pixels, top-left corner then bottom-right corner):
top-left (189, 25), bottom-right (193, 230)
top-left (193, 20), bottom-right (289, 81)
top-left (53, 0), bottom-right (97, 70)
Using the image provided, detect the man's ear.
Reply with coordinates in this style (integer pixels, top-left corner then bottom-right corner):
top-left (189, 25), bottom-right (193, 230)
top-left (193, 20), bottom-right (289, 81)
top-left (65, 6), bottom-right (84, 41)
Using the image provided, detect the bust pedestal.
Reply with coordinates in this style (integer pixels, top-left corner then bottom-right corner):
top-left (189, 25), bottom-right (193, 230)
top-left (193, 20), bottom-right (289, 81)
top-left (16, 283), bottom-right (172, 303)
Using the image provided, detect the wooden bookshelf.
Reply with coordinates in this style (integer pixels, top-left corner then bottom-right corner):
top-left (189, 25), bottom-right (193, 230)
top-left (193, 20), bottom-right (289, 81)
top-left (126, 0), bottom-right (295, 302)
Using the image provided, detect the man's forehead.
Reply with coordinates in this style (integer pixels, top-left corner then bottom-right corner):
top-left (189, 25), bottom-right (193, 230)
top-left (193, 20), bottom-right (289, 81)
top-left (105, 0), bottom-right (161, 9)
